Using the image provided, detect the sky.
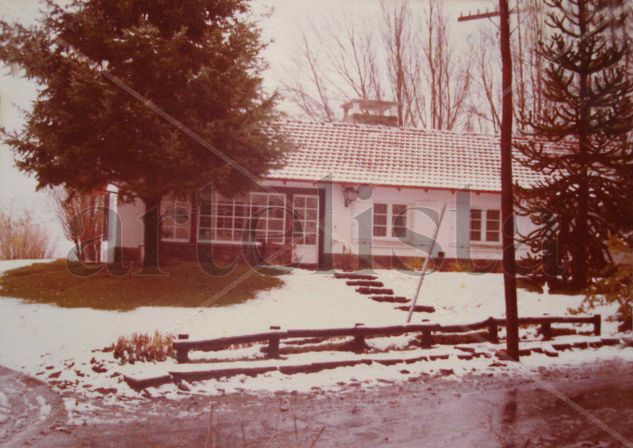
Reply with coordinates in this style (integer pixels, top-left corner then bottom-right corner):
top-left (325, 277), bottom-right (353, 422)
top-left (0, 0), bottom-right (494, 255)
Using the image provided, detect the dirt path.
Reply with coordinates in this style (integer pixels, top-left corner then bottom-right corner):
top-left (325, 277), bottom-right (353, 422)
top-left (21, 359), bottom-right (633, 447)
top-left (0, 366), bottom-right (67, 447)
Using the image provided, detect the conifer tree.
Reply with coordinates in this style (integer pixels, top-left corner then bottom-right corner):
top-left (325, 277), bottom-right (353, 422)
top-left (0, 0), bottom-right (286, 269)
top-left (515, 0), bottom-right (633, 291)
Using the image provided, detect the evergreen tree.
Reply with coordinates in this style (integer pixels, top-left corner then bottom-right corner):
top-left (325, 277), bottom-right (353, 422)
top-left (515, 0), bottom-right (633, 291)
top-left (578, 235), bottom-right (633, 331)
top-left (0, 0), bottom-right (286, 269)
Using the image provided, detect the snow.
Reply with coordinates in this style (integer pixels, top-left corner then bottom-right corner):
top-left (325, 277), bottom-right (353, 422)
top-left (35, 395), bottom-right (51, 421)
top-left (0, 259), bottom-right (629, 423)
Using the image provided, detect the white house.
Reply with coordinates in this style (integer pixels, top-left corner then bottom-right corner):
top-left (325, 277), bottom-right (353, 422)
top-left (99, 100), bottom-right (539, 271)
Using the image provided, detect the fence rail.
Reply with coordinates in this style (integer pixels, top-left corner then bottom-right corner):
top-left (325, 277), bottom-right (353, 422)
top-left (173, 314), bottom-right (601, 363)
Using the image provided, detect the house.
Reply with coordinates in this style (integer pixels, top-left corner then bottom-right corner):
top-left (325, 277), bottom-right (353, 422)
top-left (98, 100), bottom-right (539, 271)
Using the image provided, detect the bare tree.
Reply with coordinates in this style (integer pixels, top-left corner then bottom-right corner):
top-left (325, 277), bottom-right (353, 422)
top-left (0, 210), bottom-right (53, 260)
top-left (280, 16), bottom-right (382, 121)
top-left (382, 0), bottom-right (414, 126)
top-left (416, 0), bottom-right (472, 130)
top-left (50, 187), bottom-right (105, 262)
top-left (282, 0), bottom-right (472, 130)
top-left (469, 0), bottom-right (548, 133)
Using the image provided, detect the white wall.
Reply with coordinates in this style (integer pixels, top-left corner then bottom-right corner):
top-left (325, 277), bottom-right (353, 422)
top-left (323, 184), bottom-right (535, 261)
top-left (106, 179), bottom-right (535, 263)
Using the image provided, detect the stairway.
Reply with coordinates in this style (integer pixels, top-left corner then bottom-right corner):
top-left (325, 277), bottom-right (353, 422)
top-left (334, 272), bottom-right (435, 314)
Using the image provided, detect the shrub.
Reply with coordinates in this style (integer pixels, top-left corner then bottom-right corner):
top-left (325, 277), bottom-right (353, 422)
top-left (109, 331), bottom-right (175, 364)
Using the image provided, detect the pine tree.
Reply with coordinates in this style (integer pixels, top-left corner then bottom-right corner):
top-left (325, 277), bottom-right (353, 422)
top-left (0, 0), bottom-right (286, 269)
top-left (578, 235), bottom-right (633, 331)
top-left (515, 0), bottom-right (633, 291)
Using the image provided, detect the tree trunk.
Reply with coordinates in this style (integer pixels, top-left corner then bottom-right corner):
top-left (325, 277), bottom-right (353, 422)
top-left (141, 196), bottom-right (162, 272)
top-left (499, 0), bottom-right (520, 362)
top-left (573, 0), bottom-right (590, 291)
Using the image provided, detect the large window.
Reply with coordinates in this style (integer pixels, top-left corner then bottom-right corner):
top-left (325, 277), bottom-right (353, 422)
top-left (470, 209), bottom-right (500, 242)
top-left (198, 192), bottom-right (286, 244)
top-left (161, 195), bottom-right (191, 242)
top-left (373, 203), bottom-right (408, 238)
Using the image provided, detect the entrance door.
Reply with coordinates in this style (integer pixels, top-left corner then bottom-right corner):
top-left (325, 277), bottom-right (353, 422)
top-left (292, 194), bottom-right (319, 265)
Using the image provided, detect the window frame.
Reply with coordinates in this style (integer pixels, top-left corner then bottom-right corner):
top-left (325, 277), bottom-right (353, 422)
top-left (197, 191), bottom-right (287, 244)
top-left (469, 208), bottom-right (501, 243)
top-left (373, 203), bottom-right (408, 240)
top-left (161, 195), bottom-right (192, 243)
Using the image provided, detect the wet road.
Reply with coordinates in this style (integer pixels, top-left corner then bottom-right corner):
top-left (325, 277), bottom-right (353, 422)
top-left (21, 359), bottom-right (633, 447)
top-left (0, 366), bottom-right (66, 448)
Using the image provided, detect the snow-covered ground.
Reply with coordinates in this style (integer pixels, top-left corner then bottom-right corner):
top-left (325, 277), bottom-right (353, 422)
top-left (0, 260), bottom-right (630, 424)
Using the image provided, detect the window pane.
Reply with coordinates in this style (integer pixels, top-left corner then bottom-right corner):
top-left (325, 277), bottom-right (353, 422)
top-left (294, 196), bottom-right (305, 208)
top-left (268, 219), bottom-right (284, 231)
top-left (216, 229), bottom-right (231, 240)
top-left (375, 203), bottom-right (387, 214)
top-left (470, 230), bottom-right (481, 241)
top-left (486, 231), bottom-right (500, 242)
top-left (487, 210), bottom-right (500, 220)
top-left (487, 220), bottom-right (500, 231)
top-left (392, 226), bottom-right (406, 238)
top-left (374, 226), bottom-right (387, 237)
top-left (374, 214), bottom-right (387, 226)
top-left (470, 209), bottom-right (482, 220)
top-left (392, 204), bottom-right (406, 215)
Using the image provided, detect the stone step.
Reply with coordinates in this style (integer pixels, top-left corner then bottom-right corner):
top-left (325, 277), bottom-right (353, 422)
top-left (370, 295), bottom-right (409, 304)
top-left (346, 280), bottom-right (384, 287)
top-left (356, 287), bottom-right (394, 295)
top-left (334, 273), bottom-right (378, 280)
top-left (395, 305), bottom-right (436, 313)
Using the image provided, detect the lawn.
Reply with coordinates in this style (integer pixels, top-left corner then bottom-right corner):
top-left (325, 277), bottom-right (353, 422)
top-left (0, 260), bottom-right (284, 311)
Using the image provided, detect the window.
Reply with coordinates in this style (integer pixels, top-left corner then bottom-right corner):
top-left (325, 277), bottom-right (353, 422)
top-left (250, 193), bottom-right (286, 244)
top-left (470, 209), bottom-right (501, 242)
top-left (292, 195), bottom-right (319, 245)
top-left (373, 203), bottom-right (407, 238)
top-left (373, 204), bottom-right (388, 237)
top-left (161, 195), bottom-right (191, 242)
top-left (198, 191), bottom-right (286, 244)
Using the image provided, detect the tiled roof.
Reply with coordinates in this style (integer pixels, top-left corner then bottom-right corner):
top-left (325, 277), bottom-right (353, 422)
top-left (267, 120), bottom-right (540, 192)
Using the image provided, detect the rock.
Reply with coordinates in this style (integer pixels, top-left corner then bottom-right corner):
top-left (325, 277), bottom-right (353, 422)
top-left (455, 346), bottom-right (476, 353)
top-left (399, 369), bottom-right (410, 374)
top-left (439, 369), bottom-right (454, 377)
top-left (176, 380), bottom-right (191, 392)
top-left (91, 365), bottom-right (107, 373)
top-left (94, 387), bottom-right (117, 395)
top-left (600, 337), bottom-right (621, 346)
top-left (48, 371), bottom-right (61, 379)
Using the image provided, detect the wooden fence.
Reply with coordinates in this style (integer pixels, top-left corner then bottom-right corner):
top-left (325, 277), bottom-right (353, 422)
top-left (173, 314), bottom-right (601, 363)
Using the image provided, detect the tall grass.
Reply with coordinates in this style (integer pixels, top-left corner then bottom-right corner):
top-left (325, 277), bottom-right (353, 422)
top-left (0, 211), bottom-right (54, 260)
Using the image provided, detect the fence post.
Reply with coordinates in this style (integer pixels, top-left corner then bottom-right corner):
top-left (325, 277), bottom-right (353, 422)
top-left (421, 328), bottom-right (434, 348)
top-left (487, 317), bottom-right (499, 343)
top-left (176, 334), bottom-right (190, 363)
top-left (593, 314), bottom-right (601, 336)
top-left (540, 322), bottom-right (552, 340)
top-left (267, 325), bottom-right (281, 358)
top-left (353, 323), bottom-right (366, 353)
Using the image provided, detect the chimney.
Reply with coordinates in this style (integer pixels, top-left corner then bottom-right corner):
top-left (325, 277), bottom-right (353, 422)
top-left (341, 99), bottom-right (399, 126)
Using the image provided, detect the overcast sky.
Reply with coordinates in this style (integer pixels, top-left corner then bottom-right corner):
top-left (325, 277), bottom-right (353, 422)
top-left (0, 0), bottom-right (494, 255)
